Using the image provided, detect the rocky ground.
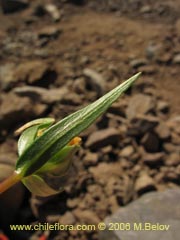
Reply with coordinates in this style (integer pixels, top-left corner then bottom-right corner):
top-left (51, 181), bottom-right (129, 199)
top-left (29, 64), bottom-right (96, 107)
top-left (0, 0), bottom-right (180, 240)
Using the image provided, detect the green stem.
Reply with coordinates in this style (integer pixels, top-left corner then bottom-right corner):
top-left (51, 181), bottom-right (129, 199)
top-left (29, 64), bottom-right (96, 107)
top-left (0, 172), bottom-right (22, 194)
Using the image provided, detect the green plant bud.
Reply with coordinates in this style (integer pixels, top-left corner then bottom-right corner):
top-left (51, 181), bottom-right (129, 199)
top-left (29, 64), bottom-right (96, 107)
top-left (0, 72), bottom-right (141, 196)
top-left (16, 118), bottom-right (80, 196)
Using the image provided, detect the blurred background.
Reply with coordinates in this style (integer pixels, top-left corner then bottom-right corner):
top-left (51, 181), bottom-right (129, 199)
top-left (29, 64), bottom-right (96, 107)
top-left (0, 0), bottom-right (180, 240)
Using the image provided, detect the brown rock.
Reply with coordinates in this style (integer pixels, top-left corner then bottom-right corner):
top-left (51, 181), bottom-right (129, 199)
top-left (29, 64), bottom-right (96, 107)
top-left (163, 143), bottom-right (179, 153)
top-left (126, 94), bottom-right (155, 120)
top-left (165, 153), bottom-right (180, 166)
top-left (108, 195), bottom-right (119, 213)
top-left (163, 171), bottom-right (179, 183)
top-left (83, 152), bottom-right (98, 166)
top-left (61, 92), bottom-right (82, 105)
top-left (141, 132), bottom-right (160, 152)
top-left (89, 162), bottom-right (122, 184)
top-left (87, 184), bottom-right (104, 201)
top-left (73, 77), bottom-right (86, 94)
top-left (0, 93), bottom-right (46, 130)
top-left (119, 145), bottom-right (134, 158)
top-left (59, 212), bottom-right (76, 225)
top-left (77, 193), bottom-right (95, 210)
top-left (167, 116), bottom-right (180, 134)
top-left (14, 61), bottom-right (56, 86)
top-left (127, 115), bottom-right (159, 136)
top-left (157, 100), bottom-right (169, 113)
top-left (73, 209), bottom-right (100, 224)
top-left (83, 68), bottom-right (106, 96)
top-left (108, 99), bottom-right (127, 117)
top-left (171, 132), bottom-right (180, 145)
top-left (85, 128), bottom-right (120, 150)
top-left (143, 152), bottom-right (165, 166)
top-left (0, 63), bottom-right (17, 90)
top-left (13, 86), bottom-right (68, 104)
top-left (130, 58), bottom-right (148, 68)
top-left (135, 174), bottom-right (156, 195)
top-left (38, 26), bottom-right (61, 39)
top-left (155, 122), bottom-right (171, 139)
top-left (101, 145), bottom-right (113, 154)
top-left (138, 65), bottom-right (157, 74)
top-left (173, 54), bottom-right (180, 64)
top-left (44, 4), bottom-right (61, 22)
top-left (67, 198), bottom-right (80, 209)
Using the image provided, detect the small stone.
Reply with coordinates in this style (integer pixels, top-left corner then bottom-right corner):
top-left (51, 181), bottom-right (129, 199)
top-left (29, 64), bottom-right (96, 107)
top-left (67, 198), bottom-right (80, 209)
top-left (89, 162), bottom-right (122, 184)
top-left (173, 54), bottom-right (180, 64)
top-left (141, 132), bottom-right (160, 152)
top-left (155, 122), bottom-right (170, 139)
top-left (167, 116), bottom-right (180, 134)
top-left (143, 152), bottom-right (165, 166)
top-left (146, 43), bottom-right (162, 60)
top-left (46, 215), bottom-right (60, 223)
top-left (13, 86), bottom-right (68, 104)
top-left (128, 115), bottom-right (159, 136)
top-left (77, 193), bottom-right (95, 210)
top-left (44, 4), bottom-right (61, 22)
top-left (87, 184), bottom-right (104, 202)
top-left (108, 195), bottom-right (119, 213)
top-left (83, 68), bottom-right (106, 96)
top-left (0, 63), bottom-right (17, 90)
top-left (59, 212), bottom-right (76, 225)
top-left (0, 93), bottom-right (46, 130)
top-left (140, 5), bottom-right (152, 13)
top-left (108, 99), bottom-right (127, 117)
top-left (135, 174), bottom-right (156, 195)
top-left (126, 94), bottom-right (155, 120)
top-left (38, 26), bottom-right (61, 39)
top-left (163, 171), bottom-right (179, 183)
top-left (130, 58), bottom-right (148, 68)
top-left (73, 209), bottom-right (100, 224)
top-left (73, 78), bottom-right (86, 94)
top-left (83, 152), bottom-right (98, 166)
top-left (61, 92), bottom-right (82, 105)
top-left (171, 132), bottom-right (180, 145)
top-left (14, 61), bottom-right (56, 86)
top-left (120, 145), bottom-right (134, 158)
top-left (85, 128), bottom-right (120, 150)
top-left (158, 52), bottom-right (172, 63)
top-left (163, 143), bottom-right (179, 153)
top-left (138, 65), bottom-right (157, 74)
top-left (80, 56), bottom-right (90, 65)
top-left (165, 153), bottom-right (180, 166)
top-left (101, 145), bottom-right (113, 154)
top-left (157, 100), bottom-right (169, 113)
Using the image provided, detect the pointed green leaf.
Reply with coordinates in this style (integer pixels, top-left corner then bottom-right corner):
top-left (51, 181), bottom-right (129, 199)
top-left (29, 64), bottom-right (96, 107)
top-left (16, 73), bottom-right (141, 177)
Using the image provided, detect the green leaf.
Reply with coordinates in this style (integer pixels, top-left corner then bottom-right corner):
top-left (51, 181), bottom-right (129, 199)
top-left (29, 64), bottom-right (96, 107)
top-left (16, 72), bottom-right (141, 177)
top-left (22, 174), bottom-right (61, 197)
top-left (37, 145), bottom-right (79, 174)
top-left (17, 118), bottom-right (55, 156)
top-left (17, 125), bottom-right (39, 156)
